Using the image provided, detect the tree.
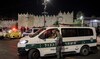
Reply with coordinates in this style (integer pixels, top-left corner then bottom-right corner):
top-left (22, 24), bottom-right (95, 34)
top-left (75, 11), bottom-right (84, 26)
top-left (53, 20), bottom-right (59, 27)
top-left (74, 19), bottom-right (82, 26)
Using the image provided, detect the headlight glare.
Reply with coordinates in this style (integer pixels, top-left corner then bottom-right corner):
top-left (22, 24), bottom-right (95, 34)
top-left (20, 40), bottom-right (28, 44)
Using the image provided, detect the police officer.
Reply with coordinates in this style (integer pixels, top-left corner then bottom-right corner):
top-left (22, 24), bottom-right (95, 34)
top-left (55, 29), bottom-right (63, 59)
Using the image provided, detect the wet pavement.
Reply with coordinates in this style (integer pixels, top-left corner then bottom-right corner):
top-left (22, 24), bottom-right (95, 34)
top-left (0, 39), bottom-right (100, 59)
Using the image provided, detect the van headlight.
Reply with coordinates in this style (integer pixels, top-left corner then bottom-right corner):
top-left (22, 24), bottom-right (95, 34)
top-left (20, 40), bottom-right (28, 44)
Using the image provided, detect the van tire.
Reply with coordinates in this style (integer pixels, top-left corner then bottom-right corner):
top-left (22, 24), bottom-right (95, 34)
top-left (80, 46), bottom-right (90, 56)
top-left (28, 49), bottom-right (40, 59)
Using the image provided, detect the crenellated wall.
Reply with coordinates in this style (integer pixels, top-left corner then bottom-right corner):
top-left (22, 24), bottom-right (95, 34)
top-left (0, 20), bottom-right (17, 28)
top-left (18, 11), bottom-right (74, 28)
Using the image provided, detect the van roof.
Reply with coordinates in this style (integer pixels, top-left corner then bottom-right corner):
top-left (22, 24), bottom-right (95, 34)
top-left (45, 27), bottom-right (95, 29)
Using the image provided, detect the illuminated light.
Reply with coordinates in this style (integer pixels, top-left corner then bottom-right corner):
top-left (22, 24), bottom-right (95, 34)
top-left (46, 0), bottom-right (50, 2)
top-left (12, 27), bottom-right (17, 32)
top-left (80, 16), bottom-right (84, 20)
top-left (93, 20), bottom-right (98, 22)
top-left (44, 0), bottom-right (50, 2)
top-left (8, 30), bottom-right (12, 33)
top-left (12, 28), bottom-right (16, 31)
top-left (20, 40), bottom-right (28, 44)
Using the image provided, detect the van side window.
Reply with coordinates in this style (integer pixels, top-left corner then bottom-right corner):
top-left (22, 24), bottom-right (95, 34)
top-left (61, 28), bottom-right (93, 37)
top-left (61, 28), bottom-right (77, 37)
top-left (78, 28), bottom-right (93, 36)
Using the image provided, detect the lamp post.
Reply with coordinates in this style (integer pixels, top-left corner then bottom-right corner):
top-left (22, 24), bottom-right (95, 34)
top-left (80, 16), bottom-right (84, 26)
top-left (42, 0), bottom-right (50, 27)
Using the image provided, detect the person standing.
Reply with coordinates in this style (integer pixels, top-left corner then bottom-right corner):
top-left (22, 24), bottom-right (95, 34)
top-left (55, 29), bottom-right (63, 59)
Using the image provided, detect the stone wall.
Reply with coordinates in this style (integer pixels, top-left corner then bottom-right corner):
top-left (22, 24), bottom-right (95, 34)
top-left (0, 20), bottom-right (17, 28)
top-left (18, 11), bottom-right (74, 28)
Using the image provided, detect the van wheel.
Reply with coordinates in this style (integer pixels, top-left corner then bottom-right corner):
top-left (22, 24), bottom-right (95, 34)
top-left (80, 46), bottom-right (90, 56)
top-left (28, 49), bottom-right (40, 59)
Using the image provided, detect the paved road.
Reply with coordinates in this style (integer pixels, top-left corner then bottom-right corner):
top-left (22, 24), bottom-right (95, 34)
top-left (0, 39), bottom-right (100, 59)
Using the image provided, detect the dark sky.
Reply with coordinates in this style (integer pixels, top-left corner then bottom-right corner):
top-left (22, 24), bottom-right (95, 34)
top-left (0, 0), bottom-right (100, 19)
top-left (0, 0), bottom-right (17, 19)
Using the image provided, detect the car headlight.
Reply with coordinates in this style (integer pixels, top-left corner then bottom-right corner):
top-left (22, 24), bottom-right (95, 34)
top-left (8, 30), bottom-right (12, 33)
top-left (20, 40), bottom-right (28, 44)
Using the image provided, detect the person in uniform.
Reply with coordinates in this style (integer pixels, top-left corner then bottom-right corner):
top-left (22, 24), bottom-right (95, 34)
top-left (55, 29), bottom-right (63, 59)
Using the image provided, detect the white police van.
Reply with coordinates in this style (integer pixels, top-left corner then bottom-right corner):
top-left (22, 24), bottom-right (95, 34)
top-left (17, 27), bottom-right (97, 59)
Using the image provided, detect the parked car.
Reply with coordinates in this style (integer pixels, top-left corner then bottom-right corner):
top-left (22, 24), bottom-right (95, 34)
top-left (5, 28), bottom-right (22, 39)
top-left (22, 27), bottom-right (40, 37)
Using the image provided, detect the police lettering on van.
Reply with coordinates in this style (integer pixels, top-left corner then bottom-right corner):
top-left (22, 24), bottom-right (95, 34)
top-left (17, 27), bottom-right (98, 59)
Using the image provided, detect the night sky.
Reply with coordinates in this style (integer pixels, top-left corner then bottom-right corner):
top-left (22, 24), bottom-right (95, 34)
top-left (0, 0), bottom-right (100, 19)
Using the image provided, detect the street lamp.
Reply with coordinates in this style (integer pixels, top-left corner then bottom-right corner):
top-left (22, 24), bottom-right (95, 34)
top-left (47, 0), bottom-right (50, 2)
top-left (79, 15), bottom-right (84, 26)
top-left (42, 0), bottom-right (50, 27)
